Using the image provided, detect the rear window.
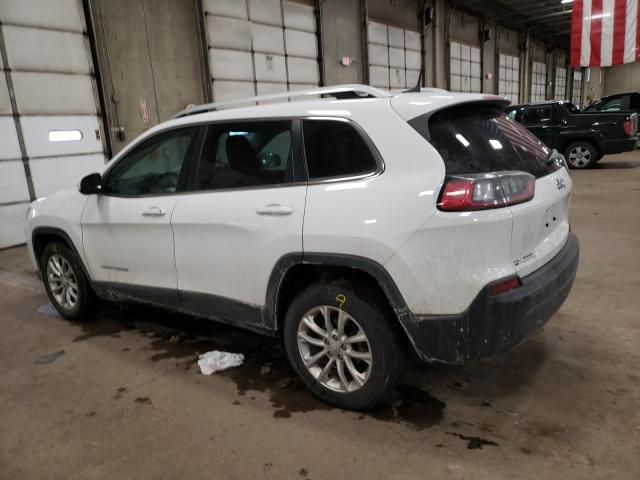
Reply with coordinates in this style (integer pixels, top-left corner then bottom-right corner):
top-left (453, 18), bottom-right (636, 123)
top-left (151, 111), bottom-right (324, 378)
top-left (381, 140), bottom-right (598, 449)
top-left (410, 104), bottom-right (556, 178)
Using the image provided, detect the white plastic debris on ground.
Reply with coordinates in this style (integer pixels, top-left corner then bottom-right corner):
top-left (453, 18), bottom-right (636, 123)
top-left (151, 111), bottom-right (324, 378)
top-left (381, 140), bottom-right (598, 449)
top-left (197, 351), bottom-right (245, 375)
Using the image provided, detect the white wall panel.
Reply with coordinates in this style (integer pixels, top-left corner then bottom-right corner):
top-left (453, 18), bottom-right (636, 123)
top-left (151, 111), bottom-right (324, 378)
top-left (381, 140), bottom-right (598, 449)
top-left (369, 66), bottom-right (389, 88)
top-left (203, 0), bottom-right (248, 19)
top-left (390, 68), bottom-right (405, 88)
top-left (2, 26), bottom-right (89, 74)
top-left (252, 24), bottom-right (285, 54)
top-left (254, 53), bottom-right (287, 82)
top-left (209, 49), bottom-right (254, 81)
top-left (204, 0), bottom-right (319, 101)
top-left (0, 203), bottom-right (29, 248)
top-left (389, 47), bottom-right (404, 69)
top-left (388, 26), bottom-right (404, 48)
top-left (0, 74), bottom-right (11, 114)
top-left (0, 117), bottom-right (20, 159)
top-left (0, 0), bottom-right (83, 32)
top-left (212, 80), bottom-right (254, 102)
top-left (406, 50), bottom-right (421, 70)
top-left (256, 81), bottom-right (287, 103)
top-left (29, 153), bottom-right (104, 198)
top-left (206, 15), bottom-right (252, 50)
top-left (283, 2), bottom-right (315, 32)
top-left (406, 69), bottom-right (419, 86)
top-left (285, 29), bottom-right (316, 58)
top-left (20, 116), bottom-right (102, 158)
top-left (286, 56), bottom-right (317, 84)
top-left (11, 72), bottom-right (96, 115)
top-left (405, 30), bottom-right (420, 51)
top-left (0, 161), bottom-right (30, 203)
top-left (368, 22), bottom-right (387, 45)
top-left (368, 44), bottom-right (388, 66)
top-left (249, 0), bottom-right (282, 26)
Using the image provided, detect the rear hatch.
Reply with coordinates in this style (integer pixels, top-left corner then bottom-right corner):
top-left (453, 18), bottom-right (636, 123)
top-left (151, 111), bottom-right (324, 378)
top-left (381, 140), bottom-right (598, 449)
top-left (408, 100), bottom-right (572, 277)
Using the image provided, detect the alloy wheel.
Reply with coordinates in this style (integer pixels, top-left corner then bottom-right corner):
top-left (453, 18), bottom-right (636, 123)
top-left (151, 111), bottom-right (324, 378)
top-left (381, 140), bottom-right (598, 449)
top-left (568, 146), bottom-right (592, 168)
top-left (46, 254), bottom-right (79, 310)
top-left (297, 305), bottom-right (372, 393)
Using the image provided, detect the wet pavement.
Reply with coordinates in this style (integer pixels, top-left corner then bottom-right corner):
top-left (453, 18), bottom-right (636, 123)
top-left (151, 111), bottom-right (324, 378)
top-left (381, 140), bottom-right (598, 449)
top-left (1, 152), bottom-right (639, 479)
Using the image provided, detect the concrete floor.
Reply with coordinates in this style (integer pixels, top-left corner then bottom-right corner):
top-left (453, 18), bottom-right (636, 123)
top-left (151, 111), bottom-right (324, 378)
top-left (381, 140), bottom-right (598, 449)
top-left (1, 152), bottom-right (639, 480)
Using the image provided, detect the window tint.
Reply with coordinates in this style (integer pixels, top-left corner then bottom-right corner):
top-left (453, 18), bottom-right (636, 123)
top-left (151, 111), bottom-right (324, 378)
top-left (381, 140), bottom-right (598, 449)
top-left (107, 127), bottom-right (197, 195)
top-left (195, 121), bottom-right (292, 190)
top-left (302, 120), bottom-right (378, 179)
top-left (520, 106), bottom-right (553, 125)
top-left (411, 104), bottom-right (556, 178)
top-left (630, 94), bottom-right (640, 109)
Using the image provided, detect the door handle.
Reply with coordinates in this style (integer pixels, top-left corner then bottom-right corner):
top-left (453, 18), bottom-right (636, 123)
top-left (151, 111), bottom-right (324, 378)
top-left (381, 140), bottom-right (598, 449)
top-left (141, 207), bottom-right (166, 217)
top-left (255, 204), bottom-right (294, 216)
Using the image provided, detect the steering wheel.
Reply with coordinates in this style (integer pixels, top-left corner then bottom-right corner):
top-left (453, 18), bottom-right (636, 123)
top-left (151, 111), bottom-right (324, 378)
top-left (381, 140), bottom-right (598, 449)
top-left (147, 172), bottom-right (179, 193)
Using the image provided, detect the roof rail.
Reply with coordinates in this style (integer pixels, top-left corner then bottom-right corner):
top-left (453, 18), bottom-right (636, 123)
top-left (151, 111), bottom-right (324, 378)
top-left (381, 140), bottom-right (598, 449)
top-left (172, 84), bottom-right (391, 119)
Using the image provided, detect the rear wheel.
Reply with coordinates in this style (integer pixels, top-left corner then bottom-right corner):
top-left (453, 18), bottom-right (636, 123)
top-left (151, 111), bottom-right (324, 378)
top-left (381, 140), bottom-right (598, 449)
top-left (564, 141), bottom-right (597, 169)
top-left (41, 242), bottom-right (97, 321)
top-left (283, 280), bottom-right (405, 410)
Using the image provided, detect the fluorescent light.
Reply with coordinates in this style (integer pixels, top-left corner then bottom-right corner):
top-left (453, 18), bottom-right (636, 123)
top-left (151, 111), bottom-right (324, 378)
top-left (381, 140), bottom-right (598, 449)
top-left (489, 139), bottom-right (503, 150)
top-left (589, 13), bottom-right (611, 20)
top-left (455, 133), bottom-right (470, 147)
top-left (561, 0), bottom-right (573, 4)
top-left (48, 130), bottom-right (82, 142)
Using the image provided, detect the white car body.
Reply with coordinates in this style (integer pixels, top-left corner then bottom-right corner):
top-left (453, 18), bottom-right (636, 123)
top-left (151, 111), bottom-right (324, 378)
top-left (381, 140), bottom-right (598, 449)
top-left (26, 85), bottom-right (579, 364)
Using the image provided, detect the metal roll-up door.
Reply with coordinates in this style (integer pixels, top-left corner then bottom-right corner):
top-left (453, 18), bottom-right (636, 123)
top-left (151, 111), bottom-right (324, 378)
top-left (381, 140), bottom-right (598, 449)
top-left (202, 0), bottom-right (319, 102)
top-left (367, 21), bottom-right (421, 90)
top-left (0, 0), bottom-right (106, 248)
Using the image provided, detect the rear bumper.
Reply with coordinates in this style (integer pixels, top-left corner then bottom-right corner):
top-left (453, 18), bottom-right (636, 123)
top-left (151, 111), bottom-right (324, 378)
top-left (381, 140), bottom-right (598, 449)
top-left (404, 233), bottom-right (580, 363)
top-left (603, 137), bottom-right (637, 155)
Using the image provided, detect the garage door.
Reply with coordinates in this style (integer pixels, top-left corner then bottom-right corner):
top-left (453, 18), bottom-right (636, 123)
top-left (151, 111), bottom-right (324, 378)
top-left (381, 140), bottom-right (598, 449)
top-left (450, 41), bottom-right (482, 93)
top-left (531, 61), bottom-right (547, 103)
top-left (367, 21), bottom-right (421, 90)
top-left (0, 0), bottom-right (106, 248)
top-left (202, 0), bottom-right (319, 102)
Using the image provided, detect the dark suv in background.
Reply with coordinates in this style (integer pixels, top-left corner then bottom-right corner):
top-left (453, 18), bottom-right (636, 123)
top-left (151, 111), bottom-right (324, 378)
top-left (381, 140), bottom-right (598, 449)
top-left (506, 101), bottom-right (638, 169)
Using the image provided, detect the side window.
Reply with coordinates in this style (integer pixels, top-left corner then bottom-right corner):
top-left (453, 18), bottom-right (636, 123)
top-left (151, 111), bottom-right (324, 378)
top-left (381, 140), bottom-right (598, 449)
top-left (195, 121), bottom-right (292, 190)
top-left (521, 106), bottom-right (552, 126)
top-left (106, 127), bottom-right (197, 195)
top-left (630, 94), bottom-right (640, 109)
top-left (600, 96), bottom-right (623, 111)
top-left (302, 120), bottom-right (378, 179)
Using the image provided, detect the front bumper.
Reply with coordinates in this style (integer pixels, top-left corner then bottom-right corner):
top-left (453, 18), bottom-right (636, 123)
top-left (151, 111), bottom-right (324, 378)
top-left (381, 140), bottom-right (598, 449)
top-left (404, 233), bottom-right (580, 363)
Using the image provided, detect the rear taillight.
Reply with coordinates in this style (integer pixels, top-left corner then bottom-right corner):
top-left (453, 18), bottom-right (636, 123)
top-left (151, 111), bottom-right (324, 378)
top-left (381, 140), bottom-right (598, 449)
top-left (623, 117), bottom-right (634, 136)
top-left (437, 171), bottom-right (535, 212)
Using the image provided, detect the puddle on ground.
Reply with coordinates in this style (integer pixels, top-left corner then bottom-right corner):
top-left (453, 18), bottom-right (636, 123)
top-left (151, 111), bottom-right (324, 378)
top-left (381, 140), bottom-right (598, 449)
top-left (34, 349), bottom-right (65, 365)
top-left (45, 302), bottom-right (448, 428)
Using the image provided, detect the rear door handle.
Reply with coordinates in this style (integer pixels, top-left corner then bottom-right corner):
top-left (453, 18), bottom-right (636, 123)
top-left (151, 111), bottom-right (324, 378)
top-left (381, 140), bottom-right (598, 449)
top-left (141, 207), bottom-right (166, 217)
top-left (255, 204), bottom-right (294, 216)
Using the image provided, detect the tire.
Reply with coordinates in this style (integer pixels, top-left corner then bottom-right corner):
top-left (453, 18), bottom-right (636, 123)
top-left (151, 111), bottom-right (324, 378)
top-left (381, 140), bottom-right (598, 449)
top-left (283, 280), bottom-right (405, 410)
top-left (564, 141), bottom-right (598, 169)
top-left (40, 242), bottom-right (97, 321)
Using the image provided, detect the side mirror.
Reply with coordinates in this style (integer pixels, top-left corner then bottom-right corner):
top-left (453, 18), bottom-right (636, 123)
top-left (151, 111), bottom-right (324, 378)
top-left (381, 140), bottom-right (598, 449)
top-left (79, 173), bottom-right (102, 195)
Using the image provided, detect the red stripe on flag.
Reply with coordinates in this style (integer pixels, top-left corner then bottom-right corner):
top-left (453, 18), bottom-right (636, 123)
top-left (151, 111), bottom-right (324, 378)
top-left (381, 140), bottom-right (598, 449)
top-left (612, 0), bottom-right (627, 65)
top-left (570, 0), bottom-right (584, 66)
top-left (590, 0), bottom-right (603, 66)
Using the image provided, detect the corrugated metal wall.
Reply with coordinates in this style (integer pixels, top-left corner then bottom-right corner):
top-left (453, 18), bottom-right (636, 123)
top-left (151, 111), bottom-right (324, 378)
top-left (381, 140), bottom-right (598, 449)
top-left (0, 0), bottom-right (106, 248)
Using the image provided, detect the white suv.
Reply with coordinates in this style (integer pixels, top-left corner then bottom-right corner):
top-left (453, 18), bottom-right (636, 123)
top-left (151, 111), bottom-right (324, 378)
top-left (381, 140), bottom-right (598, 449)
top-left (26, 85), bottom-right (579, 410)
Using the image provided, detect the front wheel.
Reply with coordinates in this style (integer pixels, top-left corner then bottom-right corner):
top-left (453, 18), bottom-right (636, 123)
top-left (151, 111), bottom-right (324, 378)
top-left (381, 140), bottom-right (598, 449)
top-left (564, 141), bottom-right (598, 169)
top-left (40, 242), bottom-right (97, 321)
top-left (283, 281), bottom-right (405, 410)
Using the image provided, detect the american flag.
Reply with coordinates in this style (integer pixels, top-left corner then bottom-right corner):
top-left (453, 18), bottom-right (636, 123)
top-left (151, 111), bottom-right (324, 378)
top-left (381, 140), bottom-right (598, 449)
top-left (570, 0), bottom-right (639, 67)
